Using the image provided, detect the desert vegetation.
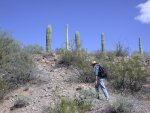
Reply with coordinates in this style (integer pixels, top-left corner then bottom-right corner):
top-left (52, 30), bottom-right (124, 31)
top-left (0, 32), bottom-right (36, 102)
top-left (0, 26), bottom-right (150, 113)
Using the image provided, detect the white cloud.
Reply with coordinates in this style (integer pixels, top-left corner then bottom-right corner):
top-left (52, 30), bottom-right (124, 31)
top-left (135, 0), bottom-right (150, 24)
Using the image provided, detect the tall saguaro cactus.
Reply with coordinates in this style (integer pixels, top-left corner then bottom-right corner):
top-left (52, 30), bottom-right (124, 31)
top-left (139, 37), bottom-right (143, 55)
top-left (101, 33), bottom-right (106, 55)
top-left (46, 25), bottom-right (52, 52)
top-left (66, 24), bottom-right (69, 50)
top-left (75, 31), bottom-right (81, 52)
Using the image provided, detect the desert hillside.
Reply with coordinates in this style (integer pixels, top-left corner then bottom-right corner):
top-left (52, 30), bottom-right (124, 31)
top-left (0, 54), bottom-right (149, 113)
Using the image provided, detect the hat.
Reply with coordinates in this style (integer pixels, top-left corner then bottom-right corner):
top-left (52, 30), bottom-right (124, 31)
top-left (91, 61), bottom-right (97, 65)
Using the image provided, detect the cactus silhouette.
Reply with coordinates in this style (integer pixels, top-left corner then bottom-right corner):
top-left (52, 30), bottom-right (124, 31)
top-left (46, 25), bottom-right (52, 52)
top-left (139, 37), bottom-right (143, 54)
top-left (66, 24), bottom-right (69, 50)
top-left (75, 31), bottom-right (81, 52)
top-left (101, 33), bottom-right (106, 55)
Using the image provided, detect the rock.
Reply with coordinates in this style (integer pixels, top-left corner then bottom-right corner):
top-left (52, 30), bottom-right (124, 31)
top-left (51, 63), bottom-right (56, 67)
top-left (47, 86), bottom-right (51, 89)
top-left (23, 87), bottom-right (29, 91)
top-left (10, 106), bottom-right (15, 111)
top-left (76, 87), bottom-right (82, 91)
top-left (45, 60), bottom-right (50, 64)
top-left (54, 58), bottom-right (57, 62)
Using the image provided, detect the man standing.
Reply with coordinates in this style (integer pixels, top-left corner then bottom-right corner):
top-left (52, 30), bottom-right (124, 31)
top-left (91, 61), bottom-right (109, 101)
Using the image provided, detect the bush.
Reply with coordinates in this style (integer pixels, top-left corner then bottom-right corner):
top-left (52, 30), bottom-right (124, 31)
top-left (0, 79), bottom-right (7, 102)
top-left (115, 42), bottom-right (129, 57)
top-left (55, 48), bottom-right (65, 54)
top-left (59, 50), bottom-right (76, 66)
top-left (107, 51), bottom-right (116, 61)
top-left (44, 97), bottom-right (91, 113)
top-left (0, 33), bottom-right (36, 89)
top-left (90, 50), bottom-right (107, 60)
top-left (24, 44), bottom-right (44, 54)
top-left (10, 95), bottom-right (29, 110)
top-left (106, 96), bottom-right (132, 113)
top-left (132, 51), bottom-right (141, 58)
top-left (143, 52), bottom-right (150, 57)
top-left (108, 57), bottom-right (149, 92)
top-left (59, 50), bottom-right (95, 83)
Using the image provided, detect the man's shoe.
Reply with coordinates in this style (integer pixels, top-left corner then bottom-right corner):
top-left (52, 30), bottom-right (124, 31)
top-left (106, 97), bottom-right (109, 102)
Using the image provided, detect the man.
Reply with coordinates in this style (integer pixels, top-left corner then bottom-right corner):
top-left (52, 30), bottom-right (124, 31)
top-left (91, 61), bottom-right (109, 101)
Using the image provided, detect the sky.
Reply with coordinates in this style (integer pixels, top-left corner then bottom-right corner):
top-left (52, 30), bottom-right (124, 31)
top-left (0, 0), bottom-right (150, 53)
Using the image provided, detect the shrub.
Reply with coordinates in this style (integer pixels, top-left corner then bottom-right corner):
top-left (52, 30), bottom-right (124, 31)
top-left (24, 44), bottom-right (43, 54)
top-left (55, 48), bottom-right (65, 54)
top-left (107, 51), bottom-right (116, 61)
top-left (78, 88), bottom-right (97, 99)
top-left (132, 51), bottom-right (150, 58)
top-left (106, 96), bottom-right (133, 113)
top-left (115, 42), bottom-right (129, 57)
top-left (143, 52), bottom-right (150, 57)
top-left (0, 33), bottom-right (36, 89)
top-left (0, 34), bottom-right (21, 65)
top-left (132, 51), bottom-right (140, 58)
top-left (59, 49), bottom-right (95, 83)
top-left (10, 95), bottom-right (29, 110)
top-left (2, 49), bottom-right (35, 86)
top-left (108, 57), bottom-right (149, 92)
top-left (44, 97), bottom-right (91, 113)
top-left (0, 79), bottom-right (7, 102)
top-left (59, 50), bottom-right (75, 66)
top-left (91, 50), bottom-right (106, 59)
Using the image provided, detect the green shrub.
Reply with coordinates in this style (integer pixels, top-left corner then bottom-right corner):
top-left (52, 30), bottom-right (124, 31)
top-left (44, 97), bottom-right (91, 113)
top-left (24, 44), bottom-right (43, 54)
top-left (10, 95), bottom-right (29, 110)
top-left (59, 50), bottom-right (75, 66)
top-left (91, 50), bottom-right (105, 59)
top-left (55, 48), bottom-right (65, 54)
top-left (107, 51), bottom-right (116, 61)
top-left (132, 51), bottom-right (140, 58)
top-left (115, 42), bottom-right (129, 57)
top-left (106, 96), bottom-right (133, 113)
top-left (0, 79), bottom-right (7, 102)
top-left (143, 52), bottom-right (150, 57)
top-left (132, 51), bottom-right (150, 58)
top-left (108, 57), bottom-right (149, 92)
top-left (0, 33), bottom-right (36, 89)
top-left (59, 49), bottom-right (95, 83)
top-left (0, 35), bottom-right (21, 65)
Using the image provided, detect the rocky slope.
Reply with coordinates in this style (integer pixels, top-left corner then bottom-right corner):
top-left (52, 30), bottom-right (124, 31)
top-left (0, 54), bottom-right (149, 113)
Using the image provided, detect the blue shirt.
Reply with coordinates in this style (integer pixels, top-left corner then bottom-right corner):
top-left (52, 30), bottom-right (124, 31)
top-left (93, 64), bottom-right (100, 76)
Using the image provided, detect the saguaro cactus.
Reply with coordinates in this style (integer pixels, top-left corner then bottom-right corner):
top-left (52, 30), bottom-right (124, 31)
top-left (101, 33), bottom-right (106, 55)
top-left (75, 31), bottom-right (81, 52)
top-left (66, 24), bottom-right (69, 50)
top-left (46, 25), bottom-right (52, 52)
top-left (139, 37), bottom-right (143, 54)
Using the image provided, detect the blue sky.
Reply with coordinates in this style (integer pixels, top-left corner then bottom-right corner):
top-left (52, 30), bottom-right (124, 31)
top-left (0, 0), bottom-right (150, 53)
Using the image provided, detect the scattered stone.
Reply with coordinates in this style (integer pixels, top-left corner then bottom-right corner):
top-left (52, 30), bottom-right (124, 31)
top-left (23, 87), bottom-right (29, 91)
top-left (76, 87), bottom-right (82, 91)
top-left (4, 96), bottom-right (10, 100)
top-left (51, 63), bottom-right (56, 67)
top-left (10, 100), bottom-right (29, 111)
